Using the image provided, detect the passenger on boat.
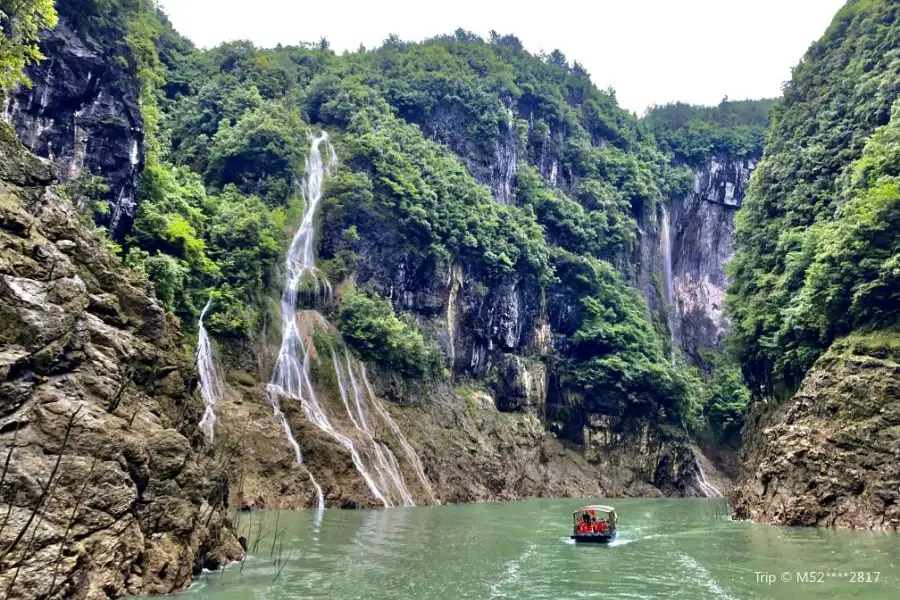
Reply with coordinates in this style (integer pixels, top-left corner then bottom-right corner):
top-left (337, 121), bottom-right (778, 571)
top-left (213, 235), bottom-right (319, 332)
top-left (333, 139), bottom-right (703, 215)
top-left (578, 514), bottom-right (592, 534)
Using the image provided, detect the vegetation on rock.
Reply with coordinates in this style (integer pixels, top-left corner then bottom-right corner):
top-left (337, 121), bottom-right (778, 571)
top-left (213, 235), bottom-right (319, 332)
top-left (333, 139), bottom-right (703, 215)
top-left (727, 0), bottom-right (899, 395)
top-left (0, 0), bottom-right (57, 90)
top-left (644, 99), bottom-right (774, 165)
top-left (7, 0), bottom-right (861, 442)
top-left (642, 98), bottom-right (776, 440)
top-left (339, 290), bottom-right (442, 377)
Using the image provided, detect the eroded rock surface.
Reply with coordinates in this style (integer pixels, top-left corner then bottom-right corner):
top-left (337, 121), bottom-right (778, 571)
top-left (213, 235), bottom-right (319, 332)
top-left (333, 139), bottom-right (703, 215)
top-left (3, 17), bottom-right (143, 238)
top-left (669, 154), bottom-right (758, 365)
top-left (0, 122), bottom-right (240, 600)
top-left (732, 335), bottom-right (900, 530)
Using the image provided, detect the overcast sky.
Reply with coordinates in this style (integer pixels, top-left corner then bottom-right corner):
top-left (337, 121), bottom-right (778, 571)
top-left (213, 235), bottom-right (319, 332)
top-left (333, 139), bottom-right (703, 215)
top-left (160, 0), bottom-right (846, 115)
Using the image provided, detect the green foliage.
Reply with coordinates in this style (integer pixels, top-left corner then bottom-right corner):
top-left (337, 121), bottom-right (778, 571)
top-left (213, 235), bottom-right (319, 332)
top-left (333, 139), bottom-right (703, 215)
top-left (124, 247), bottom-right (187, 308)
top-left (0, 0), bottom-right (58, 90)
top-left (514, 164), bottom-right (635, 257)
top-left (695, 351), bottom-right (750, 442)
top-left (727, 0), bottom-right (899, 393)
top-left (555, 253), bottom-right (693, 421)
top-left (644, 99), bottom-right (775, 164)
top-left (57, 173), bottom-right (111, 221)
top-left (125, 160), bottom-right (287, 334)
top-left (759, 105), bottom-right (900, 379)
top-left (92, 7), bottom-right (755, 417)
top-left (205, 186), bottom-right (285, 306)
top-left (342, 110), bottom-right (551, 281)
top-left (206, 104), bottom-right (307, 205)
top-left (169, 74), bottom-right (264, 170)
top-left (339, 290), bottom-right (442, 377)
top-left (795, 108), bottom-right (900, 334)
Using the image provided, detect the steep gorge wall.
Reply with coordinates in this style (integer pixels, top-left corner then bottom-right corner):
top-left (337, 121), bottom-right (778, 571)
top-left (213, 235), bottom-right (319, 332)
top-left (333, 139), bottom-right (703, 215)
top-left (0, 122), bottom-right (239, 599)
top-left (726, 0), bottom-right (899, 531)
top-left (217, 341), bottom-right (717, 511)
top-left (307, 204), bottom-right (723, 506)
top-left (3, 16), bottom-right (144, 238)
top-left (2, 10), bottom-right (733, 515)
top-left (732, 334), bottom-right (900, 530)
top-left (668, 155), bottom-right (758, 365)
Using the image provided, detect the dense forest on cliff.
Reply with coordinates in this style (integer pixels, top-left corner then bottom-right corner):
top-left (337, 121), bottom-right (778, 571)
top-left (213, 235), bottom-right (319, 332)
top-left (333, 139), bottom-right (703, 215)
top-left (12, 0), bottom-right (893, 447)
top-left (727, 0), bottom-right (899, 396)
top-left (4, 3), bottom-right (900, 597)
top-left (644, 99), bottom-right (775, 165)
top-left (37, 0), bottom-right (717, 428)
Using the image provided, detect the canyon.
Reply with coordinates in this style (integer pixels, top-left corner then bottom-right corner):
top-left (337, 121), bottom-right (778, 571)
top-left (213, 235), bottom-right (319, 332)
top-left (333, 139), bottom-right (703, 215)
top-left (1, 1), bottom-right (897, 599)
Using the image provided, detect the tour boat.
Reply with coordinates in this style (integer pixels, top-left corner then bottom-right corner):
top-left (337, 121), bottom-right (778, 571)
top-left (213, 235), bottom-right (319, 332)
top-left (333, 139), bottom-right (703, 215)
top-left (571, 505), bottom-right (617, 543)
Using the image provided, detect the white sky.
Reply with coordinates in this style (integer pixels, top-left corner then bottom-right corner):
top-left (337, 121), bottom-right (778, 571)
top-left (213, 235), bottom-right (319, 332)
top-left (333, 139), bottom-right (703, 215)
top-left (159, 0), bottom-right (847, 115)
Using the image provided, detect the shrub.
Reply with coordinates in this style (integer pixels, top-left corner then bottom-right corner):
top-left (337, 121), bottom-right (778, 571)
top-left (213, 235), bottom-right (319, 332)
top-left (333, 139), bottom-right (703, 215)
top-left (339, 290), bottom-right (441, 377)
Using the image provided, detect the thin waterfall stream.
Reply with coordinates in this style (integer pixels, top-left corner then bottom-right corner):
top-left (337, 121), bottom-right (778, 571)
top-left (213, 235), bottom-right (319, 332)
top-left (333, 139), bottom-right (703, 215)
top-left (197, 298), bottom-right (223, 442)
top-left (694, 457), bottom-right (723, 498)
top-left (659, 204), bottom-right (677, 365)
top-left (266, 131), bottom-right (434, 508)
top-left (360, 364), bottom-right (438, 505)
top-left (331, 348), bottom-right (415, 507)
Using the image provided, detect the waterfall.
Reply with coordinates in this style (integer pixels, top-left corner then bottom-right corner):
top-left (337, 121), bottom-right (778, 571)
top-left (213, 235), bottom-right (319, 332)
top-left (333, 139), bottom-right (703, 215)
top-left (360, 364), bottom-right (438, 505)
top-left (196, 298), bottom-right (223, 442)
top-left (659, 203), bottom-right (677, 364)
top-left (267, 132), bottom-right (337, 398)
top-left (268, 132), bottom-right (393, 508)
top-left (659, 204), bottom-right (674, 307)
top-left (265, 131), bottom-right (437, 508)
top-left (331, 349), bottom-right (415, 507)
top-left (494, 108), bottom-right (517, 204)
top-left (694, 456), bottom-right (723, 498)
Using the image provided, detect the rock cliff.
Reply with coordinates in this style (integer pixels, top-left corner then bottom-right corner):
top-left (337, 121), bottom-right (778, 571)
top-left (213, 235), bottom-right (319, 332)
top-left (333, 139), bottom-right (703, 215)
top-left (731, 333), bottom-right (900, 530)
top-left (339, 242), bottom-right (719, 504)
top-left (3, 17), bottom-right (144, 238)
top-left (668, 154), bottom-right (758, 366)
top-left (0, 122), bottom-right (239, 600)
top-left (214, 353), bottom-right (718, 511)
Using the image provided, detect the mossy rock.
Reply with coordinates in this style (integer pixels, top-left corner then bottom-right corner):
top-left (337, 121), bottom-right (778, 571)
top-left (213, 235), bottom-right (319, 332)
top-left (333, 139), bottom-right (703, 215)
top-left (227, 370), bottom-right (257, 387)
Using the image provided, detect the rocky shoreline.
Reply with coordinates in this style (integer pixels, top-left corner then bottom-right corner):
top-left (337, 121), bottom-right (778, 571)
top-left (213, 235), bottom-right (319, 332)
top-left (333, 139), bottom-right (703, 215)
top-left (731, 334), bottom-right (900, 531)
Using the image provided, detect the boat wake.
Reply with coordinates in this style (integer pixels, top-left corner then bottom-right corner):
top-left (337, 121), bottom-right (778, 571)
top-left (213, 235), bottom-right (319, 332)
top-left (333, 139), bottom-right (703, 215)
top-left (678, 553), bottom-right (737, 600)
top-left (489, 543), bottom-right (537, 598)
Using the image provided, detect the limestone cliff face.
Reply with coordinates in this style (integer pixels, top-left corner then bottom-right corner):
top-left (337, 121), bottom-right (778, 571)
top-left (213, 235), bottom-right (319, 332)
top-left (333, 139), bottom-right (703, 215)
top-left (217, 359), bottom-right (714, 510)
top-left (321, 135), bottom-right (729, 503)
top-left (3, 18), bottom-right (144, 238)
top-left (668, 154), bottom-right (758, 365)
top-left (351, 229), bottom-right (546, 380)
top-left (323, 242), bottom-right (720, 503)
top-left (0, 123), bottom-right (238, 600)
top-left (731, 334), bottom-right (900, 530)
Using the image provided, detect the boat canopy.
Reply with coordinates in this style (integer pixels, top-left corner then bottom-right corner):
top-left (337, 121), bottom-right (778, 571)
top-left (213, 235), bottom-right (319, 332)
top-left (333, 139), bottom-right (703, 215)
top-left (577, 505), bottom-right (615, 513)
top-left (573, 505), bottom-right (617, 524)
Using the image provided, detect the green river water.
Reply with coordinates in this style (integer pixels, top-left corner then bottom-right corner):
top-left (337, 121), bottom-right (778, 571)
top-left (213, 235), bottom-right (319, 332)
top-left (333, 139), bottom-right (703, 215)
top-left (180, 499), bottom-right (898, 599)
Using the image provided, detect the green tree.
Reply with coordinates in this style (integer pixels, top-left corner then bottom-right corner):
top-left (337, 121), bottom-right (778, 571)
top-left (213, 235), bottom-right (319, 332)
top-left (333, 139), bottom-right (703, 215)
top-left (206, 104), bottom-right (306, 205)
top-left (556, 254), bottom-right (693, 421)
top-left (727, 0), bottom-right (899, 394)
top-left (339, 290), bottom-right (442, 377)
top-left (0, 0), bottom-right (58, 90)
top-left (644, 99), bottom-right (774, 165)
